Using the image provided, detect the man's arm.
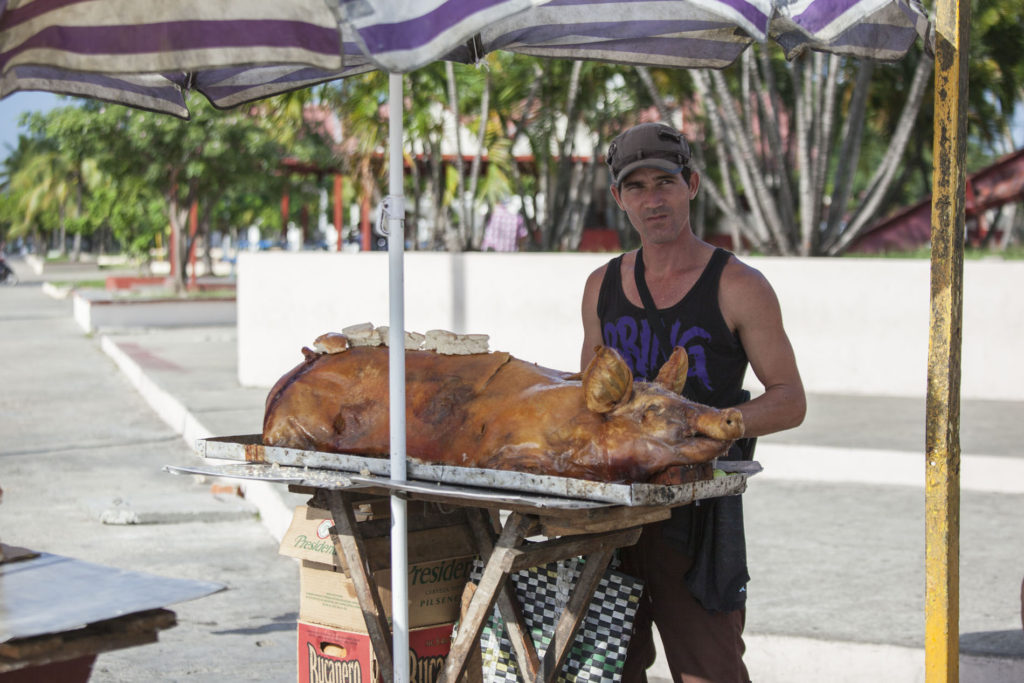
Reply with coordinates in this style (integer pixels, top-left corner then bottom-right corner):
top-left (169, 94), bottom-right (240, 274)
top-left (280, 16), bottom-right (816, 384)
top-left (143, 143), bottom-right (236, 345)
top-left (580, 264), bottom-right (608, 371)
top-left (721, 260), bottom-right (806, 438)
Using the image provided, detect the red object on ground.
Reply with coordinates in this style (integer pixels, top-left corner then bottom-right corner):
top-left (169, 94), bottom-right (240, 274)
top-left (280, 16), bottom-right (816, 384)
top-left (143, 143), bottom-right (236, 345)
top-left (297, 621), bottom-right (453, 683)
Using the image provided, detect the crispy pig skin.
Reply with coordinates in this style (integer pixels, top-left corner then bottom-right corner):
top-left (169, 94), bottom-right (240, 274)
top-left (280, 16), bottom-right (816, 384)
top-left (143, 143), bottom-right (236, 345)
top-left (263, 344), bottom-right (743, 484)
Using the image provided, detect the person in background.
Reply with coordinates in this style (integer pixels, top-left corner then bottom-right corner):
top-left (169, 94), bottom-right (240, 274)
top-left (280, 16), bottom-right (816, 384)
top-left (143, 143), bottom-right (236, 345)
top-left (0, 241), bottom-right (13, 283)
top-left (580, 122), bottom-right (806, 682)
top-left (480, 197), bottom-right (528, 252)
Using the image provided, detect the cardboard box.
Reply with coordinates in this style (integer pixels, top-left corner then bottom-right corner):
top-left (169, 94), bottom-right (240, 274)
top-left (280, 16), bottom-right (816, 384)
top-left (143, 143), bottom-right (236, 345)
top-left (299, 555), bottom-right (475, 631)
top-left (282, 505), bottom-right (477, 631)
top-left (279, 506), bottom-right (475, 572)
top-left (298, 620), bottom-right (453, 683)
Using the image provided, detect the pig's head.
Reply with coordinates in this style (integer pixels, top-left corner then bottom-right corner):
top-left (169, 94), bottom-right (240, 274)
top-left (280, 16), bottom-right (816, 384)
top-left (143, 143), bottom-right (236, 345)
top-left (580, 346), bottom-right (744, 469)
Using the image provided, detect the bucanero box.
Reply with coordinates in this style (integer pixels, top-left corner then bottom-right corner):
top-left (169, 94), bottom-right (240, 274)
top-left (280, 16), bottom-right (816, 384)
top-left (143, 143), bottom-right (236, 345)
top-left (298, 620), bottom-right (453, 683)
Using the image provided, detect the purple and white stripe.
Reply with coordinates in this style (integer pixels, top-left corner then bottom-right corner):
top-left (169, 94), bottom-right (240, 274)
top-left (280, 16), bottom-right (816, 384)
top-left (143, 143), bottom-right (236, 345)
top-left (1, 0), bottom-right (345, 74)
top-left (334, 0), bottom-right (541, 72)
top-left (468, 0), bottom-right (923, 70)
top-left (476, 0), bottom-right (769, 69)
top-left (772, 0), bottom-right (927, 59)
top-left (2, 63), bottom-right (190, 117)
top-left (1, 0), bottom-right (931, 118)
top-left (196, 62), bottom-right (375, 111)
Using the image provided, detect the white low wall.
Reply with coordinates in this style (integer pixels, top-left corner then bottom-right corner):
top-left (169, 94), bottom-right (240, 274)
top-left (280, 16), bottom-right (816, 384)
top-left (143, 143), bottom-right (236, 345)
top-left (73, 291), bottom-right (237, 333)
top-left (237, 252), bottom-right (1024, 401)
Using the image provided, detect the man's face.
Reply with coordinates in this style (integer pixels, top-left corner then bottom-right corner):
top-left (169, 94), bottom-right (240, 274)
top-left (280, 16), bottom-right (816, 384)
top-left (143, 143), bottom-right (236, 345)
top-left (610, 166), bottom-right (699, 245)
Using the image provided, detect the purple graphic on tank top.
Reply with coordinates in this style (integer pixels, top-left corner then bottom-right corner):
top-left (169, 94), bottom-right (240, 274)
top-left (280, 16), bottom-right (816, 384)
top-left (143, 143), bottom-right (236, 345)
top-left (603, 317), bottom-right (713, 390)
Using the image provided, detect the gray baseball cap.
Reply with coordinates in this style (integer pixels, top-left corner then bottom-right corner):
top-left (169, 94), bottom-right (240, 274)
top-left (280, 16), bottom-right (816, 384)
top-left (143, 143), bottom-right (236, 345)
top-left (606, 122), bottom-right (691, 187)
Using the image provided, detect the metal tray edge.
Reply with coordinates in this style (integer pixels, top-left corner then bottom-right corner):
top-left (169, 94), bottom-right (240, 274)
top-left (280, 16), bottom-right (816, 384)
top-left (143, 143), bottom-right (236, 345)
top-left (193, 435), bottom-right (754, 506)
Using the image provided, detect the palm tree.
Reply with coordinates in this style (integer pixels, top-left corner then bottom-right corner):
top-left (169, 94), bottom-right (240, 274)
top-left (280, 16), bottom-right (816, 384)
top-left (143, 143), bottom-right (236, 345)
top-left (6, 141), bottom-right (78, 257)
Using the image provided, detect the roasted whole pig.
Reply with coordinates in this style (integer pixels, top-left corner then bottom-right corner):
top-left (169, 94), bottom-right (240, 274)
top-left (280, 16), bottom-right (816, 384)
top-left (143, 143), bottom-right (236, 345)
top-left (263, 333), bottom-right (744, 484)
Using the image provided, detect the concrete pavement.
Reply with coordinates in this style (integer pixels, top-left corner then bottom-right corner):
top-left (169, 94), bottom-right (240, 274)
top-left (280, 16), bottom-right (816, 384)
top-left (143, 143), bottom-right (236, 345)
top-left (1, 271), bottom-right (299, 682)
top-left (3, 256), bottom-right (1024, 681)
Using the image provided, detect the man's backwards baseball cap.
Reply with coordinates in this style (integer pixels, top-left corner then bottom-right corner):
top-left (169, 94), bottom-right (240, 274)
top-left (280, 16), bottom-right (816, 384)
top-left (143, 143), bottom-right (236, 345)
top-left (607, 122), bottom-right (691, 188)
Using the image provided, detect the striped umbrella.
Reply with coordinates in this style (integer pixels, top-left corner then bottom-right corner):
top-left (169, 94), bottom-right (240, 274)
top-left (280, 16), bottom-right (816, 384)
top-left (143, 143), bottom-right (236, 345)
top-left (0, 2), bottom-right (932, 681)
top-left (1, 0), bottom-right (929, 118)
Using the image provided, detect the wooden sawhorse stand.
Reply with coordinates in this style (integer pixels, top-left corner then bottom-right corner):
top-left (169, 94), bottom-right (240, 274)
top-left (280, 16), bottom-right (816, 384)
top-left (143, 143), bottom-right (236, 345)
top-left (314, 486), bottom-right (673, 683)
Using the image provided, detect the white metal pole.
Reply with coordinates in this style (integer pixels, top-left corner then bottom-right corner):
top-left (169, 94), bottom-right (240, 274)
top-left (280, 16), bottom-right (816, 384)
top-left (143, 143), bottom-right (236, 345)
top-left (387, 71), bottom-right (409, 683)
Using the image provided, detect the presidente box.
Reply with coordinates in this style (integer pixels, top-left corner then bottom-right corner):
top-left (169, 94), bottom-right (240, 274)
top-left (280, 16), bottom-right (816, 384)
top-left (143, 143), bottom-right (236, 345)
top-left (298, 555), bottom-right (475, 632)
top-left (279, 505), bottom-right (475, 572)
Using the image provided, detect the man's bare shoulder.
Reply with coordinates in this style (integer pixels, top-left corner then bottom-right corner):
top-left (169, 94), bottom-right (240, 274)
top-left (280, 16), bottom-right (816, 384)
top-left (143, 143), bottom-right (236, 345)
top-left (587, 260), bottom-right (611, 279)
top-left (721, 253), bottom-right (774, 294)
top-left (719, 254), bottom-right (782, 330)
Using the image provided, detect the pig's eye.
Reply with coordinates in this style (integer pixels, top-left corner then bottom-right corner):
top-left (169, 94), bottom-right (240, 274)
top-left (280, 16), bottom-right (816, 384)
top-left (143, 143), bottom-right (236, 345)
top-left (643, 405), bottom-right (664, 419)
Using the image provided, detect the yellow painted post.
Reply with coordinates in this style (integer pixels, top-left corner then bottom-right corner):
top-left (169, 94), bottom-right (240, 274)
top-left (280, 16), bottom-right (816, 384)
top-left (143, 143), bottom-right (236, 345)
top-left (926, 0), bottom-right (970, 679)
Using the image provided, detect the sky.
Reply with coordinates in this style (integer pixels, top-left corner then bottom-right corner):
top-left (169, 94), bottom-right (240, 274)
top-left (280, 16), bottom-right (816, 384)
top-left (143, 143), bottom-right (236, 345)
top-left (0, 91), bottom-right (64, 162)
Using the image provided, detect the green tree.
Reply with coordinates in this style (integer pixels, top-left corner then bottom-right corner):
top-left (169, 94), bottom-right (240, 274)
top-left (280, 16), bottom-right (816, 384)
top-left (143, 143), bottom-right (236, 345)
top-left (4, 109), bottom-right (107, 260)
top-left (0, 134), bottom-right (54, 250)
top-left (91, 95), bottom-right (297, 289)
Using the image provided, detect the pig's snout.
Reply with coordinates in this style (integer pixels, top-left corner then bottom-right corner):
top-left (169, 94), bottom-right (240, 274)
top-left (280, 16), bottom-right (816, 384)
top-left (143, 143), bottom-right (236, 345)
top-left (694, 407), bottom-right (744, 441)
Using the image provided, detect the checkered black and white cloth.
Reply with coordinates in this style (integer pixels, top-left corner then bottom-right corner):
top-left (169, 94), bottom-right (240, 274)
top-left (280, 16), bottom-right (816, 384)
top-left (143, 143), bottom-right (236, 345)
top-left (468, 558), bottom-right (643, 682)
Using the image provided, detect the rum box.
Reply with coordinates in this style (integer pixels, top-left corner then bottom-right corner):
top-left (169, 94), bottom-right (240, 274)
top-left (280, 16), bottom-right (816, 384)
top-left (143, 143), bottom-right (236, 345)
top-left (298, 620), bottom-right (453, 683)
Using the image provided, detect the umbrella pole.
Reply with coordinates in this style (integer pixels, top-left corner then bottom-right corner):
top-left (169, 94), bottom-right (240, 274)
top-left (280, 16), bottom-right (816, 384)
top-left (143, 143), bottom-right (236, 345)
top-left (387, 71), bottom-right (410, 683)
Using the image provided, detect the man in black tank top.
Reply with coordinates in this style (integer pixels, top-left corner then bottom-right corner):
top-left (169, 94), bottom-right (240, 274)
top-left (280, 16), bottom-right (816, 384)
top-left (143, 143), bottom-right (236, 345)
top-left (580, 123), bottom-right (806, 683)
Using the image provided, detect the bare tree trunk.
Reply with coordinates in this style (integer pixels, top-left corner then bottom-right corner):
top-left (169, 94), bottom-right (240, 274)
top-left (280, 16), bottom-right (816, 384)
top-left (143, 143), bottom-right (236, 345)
top-left (166, 195), bottom-right (187, 294)
top-left (503, 63), bottom-right (544, 246)
top-left (636, 66), bottom-right (673, 122)
top-left (550, 60), bottom-right (584, 250)
top-left (408, 147), bottom-right (425, 249)
top-left (446, 62), bottom-right (468, 250)
top-left (808, 54), bottom-right (840, 255)
top-left (690, 142), bottom-right (707, 240)
top-left (794, 53), bottom-right (839, 256)
top-left (203, 222), bottom-right (215, 276)
top-left (536, 165), bottom-right (549, 243)
top-left (823, 59), bottom-right (874, 246)
top-left (754, 46), bottom-right (798, 241)
top-left (794, 58), bottom-right (814, 255)
top-left (999, 203), bottom-right (1019, 250)
top-left (468, 71), bottom-right (491, 249)
top-left (557, 161), bottom-right (583, 249)
top-left (712, 68), bottom-right (790, 252)
top-left (695, 70), bottom-right (787, 253)
top-left (196, 196), bottom-right (219, 277)
top-left (430, 136), bottom-right (457, 252)
top-left (708, 110), bottom-right (758, 249)
top-left (996, 127), bottom-right (1019, 251)
top-left (70, 181), bottom-right (84, 262)
top-left (826, 53), bottom-right (934, 254)
top-left (57, 202), bottom-right (67, 258)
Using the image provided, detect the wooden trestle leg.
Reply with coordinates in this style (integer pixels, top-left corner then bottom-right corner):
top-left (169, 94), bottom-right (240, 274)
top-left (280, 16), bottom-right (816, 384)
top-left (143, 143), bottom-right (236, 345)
top-left (439, 509), bottom-right (642, 683)
top-left (325, 490), bottom-right (395, 683)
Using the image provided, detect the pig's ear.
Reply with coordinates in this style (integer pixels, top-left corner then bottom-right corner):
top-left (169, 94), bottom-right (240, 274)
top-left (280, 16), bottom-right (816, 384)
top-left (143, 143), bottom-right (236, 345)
top-left (654, 346), bottom-right (689, 395)
top-left (583, 346), bottom-right (633, 413)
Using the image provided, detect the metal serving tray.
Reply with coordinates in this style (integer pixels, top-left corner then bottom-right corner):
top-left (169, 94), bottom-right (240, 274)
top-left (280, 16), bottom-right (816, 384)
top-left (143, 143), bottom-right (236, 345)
top-left (192, 434), bottom-right (760, 507)
top-left (165, 461), bottom-right (614, 511)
